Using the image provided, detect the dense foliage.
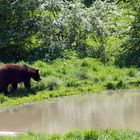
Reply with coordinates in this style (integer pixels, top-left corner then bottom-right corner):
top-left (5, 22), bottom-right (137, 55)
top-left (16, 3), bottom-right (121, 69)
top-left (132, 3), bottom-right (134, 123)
top-left (0, 0), bottom-right (43, 61)
top-left (122, 0), bottom-right (140, 66)
top-left (0, 0), bottom-right (140, 66)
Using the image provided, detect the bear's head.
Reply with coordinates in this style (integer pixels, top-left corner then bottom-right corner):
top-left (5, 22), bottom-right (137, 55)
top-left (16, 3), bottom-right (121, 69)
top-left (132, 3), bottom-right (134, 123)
top-left (31, 69), bottom-right (41, 82)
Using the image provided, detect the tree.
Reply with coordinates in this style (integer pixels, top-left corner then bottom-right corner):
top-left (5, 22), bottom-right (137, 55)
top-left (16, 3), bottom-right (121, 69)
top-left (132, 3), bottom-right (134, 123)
top-left (0, 0), bottom-right (43, 61)
top-left (120, 0), bottom-right (140, 66)
top-left (36, 0), bottom-right (119, 62)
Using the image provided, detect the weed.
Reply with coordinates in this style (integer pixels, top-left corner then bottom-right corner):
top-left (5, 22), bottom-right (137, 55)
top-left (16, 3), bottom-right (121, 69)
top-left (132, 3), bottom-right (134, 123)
top-left (46, 81), bottom-right (59, 91)
top-left (128, 68), bottom-right (136, 77)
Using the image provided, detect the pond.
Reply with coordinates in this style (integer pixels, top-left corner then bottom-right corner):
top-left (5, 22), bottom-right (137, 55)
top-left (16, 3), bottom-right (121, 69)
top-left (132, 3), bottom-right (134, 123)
top-left (0, 90), bottom-right (140, 133)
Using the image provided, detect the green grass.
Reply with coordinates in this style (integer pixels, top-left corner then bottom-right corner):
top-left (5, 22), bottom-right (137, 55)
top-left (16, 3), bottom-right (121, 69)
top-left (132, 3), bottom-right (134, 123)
top-left (0, 58), bottom-right (140, 107)
top-left (2, 129), bottom-right (140, 140)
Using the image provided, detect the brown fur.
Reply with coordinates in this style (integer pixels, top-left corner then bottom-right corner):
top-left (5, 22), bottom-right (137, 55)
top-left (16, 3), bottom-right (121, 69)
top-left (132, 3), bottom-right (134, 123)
top-left (0, 64), bottom-right (41, 95)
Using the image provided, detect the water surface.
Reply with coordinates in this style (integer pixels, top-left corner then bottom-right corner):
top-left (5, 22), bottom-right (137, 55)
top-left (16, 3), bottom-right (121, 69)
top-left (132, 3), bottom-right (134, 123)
top-left (0, 91), bottom-right (140, 133)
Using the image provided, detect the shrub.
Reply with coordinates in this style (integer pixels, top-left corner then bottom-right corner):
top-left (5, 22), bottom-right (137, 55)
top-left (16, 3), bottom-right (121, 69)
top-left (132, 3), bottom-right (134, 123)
top-left (116, 80), bottom-right (126, 89)
top-left (105, 82), bottom-right (116, 90)
top-left (32, 80), bottom-right (47, 92)
top-left (92, 66), bottom-right (98, 72)
top-left (46, 81), bottom-right (59, 91)
top-left (93, 77), bottom-right (100, 83)
top-left (128, 68), bottom-right (136, 77)
top-left (81, 60), bottom-right (90, 67)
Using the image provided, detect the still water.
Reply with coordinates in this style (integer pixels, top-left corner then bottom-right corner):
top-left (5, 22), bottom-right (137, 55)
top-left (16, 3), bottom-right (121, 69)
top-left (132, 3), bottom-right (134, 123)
top-left (0, 91), bottom-right (140, 133)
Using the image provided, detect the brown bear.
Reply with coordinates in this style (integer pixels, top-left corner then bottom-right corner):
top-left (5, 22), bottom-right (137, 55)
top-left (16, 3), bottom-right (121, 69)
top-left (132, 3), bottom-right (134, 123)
top-left (0, 64), bottom-right (41, 95)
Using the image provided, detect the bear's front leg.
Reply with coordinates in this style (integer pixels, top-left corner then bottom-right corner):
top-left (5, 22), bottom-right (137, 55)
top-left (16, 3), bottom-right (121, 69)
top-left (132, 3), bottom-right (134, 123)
top-left (11, 83), bottom-right (18, 92)
top-left (24, 79), bottom-right (31, 91)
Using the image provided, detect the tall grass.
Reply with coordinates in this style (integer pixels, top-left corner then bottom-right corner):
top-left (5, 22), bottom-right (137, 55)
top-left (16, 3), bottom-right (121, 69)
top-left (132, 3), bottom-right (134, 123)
top-left (2, 129), bottom-right (140, 140)
top-left (0, 58), bottom-right (139, 107)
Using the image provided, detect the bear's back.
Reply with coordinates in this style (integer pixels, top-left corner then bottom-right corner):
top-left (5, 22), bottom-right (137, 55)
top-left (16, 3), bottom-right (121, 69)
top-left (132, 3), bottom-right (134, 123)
top-left (0, 64), bottom-right (29, 82)
top-left (0, 64), bottom-right (28, 71)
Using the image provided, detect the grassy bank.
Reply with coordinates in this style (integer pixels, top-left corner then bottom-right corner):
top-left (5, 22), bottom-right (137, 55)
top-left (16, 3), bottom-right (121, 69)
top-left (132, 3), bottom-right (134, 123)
top-left (2, 129), bottom-right (140, 140)
top-left (0, 58), bottom-right (140, 107)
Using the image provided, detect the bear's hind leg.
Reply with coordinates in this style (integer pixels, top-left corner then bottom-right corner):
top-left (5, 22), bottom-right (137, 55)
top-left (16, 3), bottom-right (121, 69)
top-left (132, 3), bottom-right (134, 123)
top-left (3, 85), bottom-right (8, 96)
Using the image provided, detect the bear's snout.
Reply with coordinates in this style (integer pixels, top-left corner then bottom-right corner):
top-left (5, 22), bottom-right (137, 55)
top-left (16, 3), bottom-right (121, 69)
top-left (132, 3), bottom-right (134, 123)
top-left (38, 77), bottom-right (41, 81)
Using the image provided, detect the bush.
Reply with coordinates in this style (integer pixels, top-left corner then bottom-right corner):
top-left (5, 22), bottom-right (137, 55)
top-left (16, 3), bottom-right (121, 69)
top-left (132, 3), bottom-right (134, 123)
top-left (128, 68), bottom-right (136, 77)
top-left (0, 0), bottom-right (42, 62)
top-left (46, 81), bottom-right (59, 91)
top-left (116, 80), bottom-right (126, 89)
top-left (32, 79), bottom-right (47, 92)
top-left (105, 82), bottom-right (116, 90)
top-left (81, 60), bottom-right (90, 67)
